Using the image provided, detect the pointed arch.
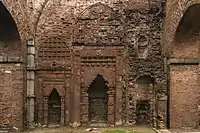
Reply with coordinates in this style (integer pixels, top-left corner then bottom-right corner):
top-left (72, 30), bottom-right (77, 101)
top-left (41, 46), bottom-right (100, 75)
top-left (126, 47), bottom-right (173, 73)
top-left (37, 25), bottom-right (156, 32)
top-left (48, 88), bottom-right (61, 125)
top-left (48, 88), bottom-right (61, 99)
top-left (88, 74), bottom-right (109, 92)
top-left (88, 74), bottom-right (108, 123)
top-left (0, 2), bottom-right (21, 43)
top-left (0, 1), bottom-right (26, 41)
top-left (174, 4), bottom-right (200, 42)
top-left (172, 3), bottom-right (200, 58)
top-left (84, 72), bottom-right (111, 89)
top-left (164, 1), bottom-right (200, 56)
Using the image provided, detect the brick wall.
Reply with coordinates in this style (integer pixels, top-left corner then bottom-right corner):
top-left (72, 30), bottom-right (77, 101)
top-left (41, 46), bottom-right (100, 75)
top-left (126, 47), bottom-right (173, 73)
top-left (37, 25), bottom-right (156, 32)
top-left (168, 2), bottom-right (200, 129)
top-left (163, 0), bottom-right (200, 56)
top-left (172, 41), bottom-right (199, 58)
top-left (1, 0), bottom-right (166, 129)
top-left (0, 64), bottom-right (24, 129)
top-left (170, 65), bottom-right (199, 128)
top-left (171, 3), bottom-right (200, 59)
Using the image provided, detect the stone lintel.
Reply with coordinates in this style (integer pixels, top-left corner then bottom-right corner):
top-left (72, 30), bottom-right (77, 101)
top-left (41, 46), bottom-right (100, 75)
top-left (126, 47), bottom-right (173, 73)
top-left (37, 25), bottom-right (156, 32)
top-left (0, 56), bottom-right (23, 63)
top-left (168, 58), bottom-right (200, 65)
top-left (27, 47), bottom-right (35, 55)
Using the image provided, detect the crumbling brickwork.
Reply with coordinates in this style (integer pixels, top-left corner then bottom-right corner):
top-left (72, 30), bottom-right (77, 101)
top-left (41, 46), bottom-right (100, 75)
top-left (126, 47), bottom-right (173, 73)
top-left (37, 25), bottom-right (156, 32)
top-left (32, 0), bottom-right (167, 128)
top-left (1, 0), bottom-right (166, 129)
top-left (1, 0), bottom-right (200, 130)
top-left (125, 5), bottom-right (166, 127)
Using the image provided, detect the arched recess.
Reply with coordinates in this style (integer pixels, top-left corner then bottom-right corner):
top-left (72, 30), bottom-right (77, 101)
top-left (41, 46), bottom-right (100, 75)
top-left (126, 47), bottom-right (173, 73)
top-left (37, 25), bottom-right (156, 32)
top-left (73, 2), bottom-right (124, 46)
top-left (48, 88), bottom-right (61, 125)
top-left (0, 1), bottom-right (21, 53)
top-left (137, 35), bottom-right (149, 59)
top-left (135, 75), bottom-right (155, 99)
top-left (84, 72), bottom-right (112, 89)
top-left (37, 36), bottom-right (70, 62)
top-left (87, 74), bottom-right (108, 123)
top-left (134, 75), bottom-right (155, 126)
top-left (172, 4), bottom-right (200, 58)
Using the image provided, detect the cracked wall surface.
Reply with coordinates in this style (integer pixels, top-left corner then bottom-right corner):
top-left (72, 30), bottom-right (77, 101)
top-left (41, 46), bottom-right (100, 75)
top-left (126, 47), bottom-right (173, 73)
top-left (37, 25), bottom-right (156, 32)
top-left (0, 0), bottom-right (200, 130)
top-left (0, 0), bottom-right (165, 129)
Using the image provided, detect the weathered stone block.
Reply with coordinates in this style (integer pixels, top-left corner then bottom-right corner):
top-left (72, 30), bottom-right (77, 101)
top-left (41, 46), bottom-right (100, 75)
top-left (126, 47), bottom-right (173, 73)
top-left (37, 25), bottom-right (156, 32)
top-left (0, 56), bottom-right (4, 62)
top-left (7, 56), bottom-right (22, 62)
top-left (27, 55), bottom-right (34, 68)
top-left (27, 39), bottom-right (34, 46)
top-left (27, 71), bottom-right (35, 80)
top-left (28, 47), bottom-right (35, 55)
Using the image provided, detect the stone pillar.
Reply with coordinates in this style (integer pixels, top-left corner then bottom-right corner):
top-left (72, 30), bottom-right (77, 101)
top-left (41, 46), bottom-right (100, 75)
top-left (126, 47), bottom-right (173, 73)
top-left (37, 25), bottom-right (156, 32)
top-left (65, 79), bottom-right (70, 125)
top-left (61, 97), bottom-right (65, 125)
top-left (149, 99), bottom-right (155, 127)
top-left (26, 39), bottom-right (36, 128)
top-left (107, 86), bottom-right (115, 125)
top-left (72, 51), bottom-right (81, 127)
top-left (43, 97), bottom-right (48, 126)
top-left (115, 50), bottom-right (123, 126)
top-left (115, 76), bottom-right (123, 126)
top-left (38, 78), bottom-right (43, 125)
top-left (198, 64), bottom-right (200, 128)
top-left (80, 85), bottom-right (89, 126)
top-left (73, 81), bottom-right (81, 127)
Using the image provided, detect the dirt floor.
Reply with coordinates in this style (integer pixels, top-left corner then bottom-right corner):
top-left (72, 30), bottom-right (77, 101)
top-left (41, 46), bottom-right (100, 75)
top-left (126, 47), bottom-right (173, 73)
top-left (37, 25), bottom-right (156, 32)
top-left (170, 128), bottom-right (200, 133)
top-left (24, 127), bottom-right (156, 133)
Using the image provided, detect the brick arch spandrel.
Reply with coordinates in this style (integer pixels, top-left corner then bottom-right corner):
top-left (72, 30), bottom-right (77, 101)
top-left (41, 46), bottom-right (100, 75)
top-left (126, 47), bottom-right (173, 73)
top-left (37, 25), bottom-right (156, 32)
top-left (82, 69), bottom-right (116, 89)
top-left (163, 0), bottom-right (200, 56)
top-left (43, 85), bottom-right (65, 97)
top-left (35, 1), bottom-right (74, 43)
top-left (1, 0), bottom-right (32, 40)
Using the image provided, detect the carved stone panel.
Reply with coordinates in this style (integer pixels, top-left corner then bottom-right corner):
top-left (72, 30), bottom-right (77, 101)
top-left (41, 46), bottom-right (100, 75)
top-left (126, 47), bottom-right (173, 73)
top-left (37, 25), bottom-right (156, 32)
top-left (38, 36), bottom-right (70, 62)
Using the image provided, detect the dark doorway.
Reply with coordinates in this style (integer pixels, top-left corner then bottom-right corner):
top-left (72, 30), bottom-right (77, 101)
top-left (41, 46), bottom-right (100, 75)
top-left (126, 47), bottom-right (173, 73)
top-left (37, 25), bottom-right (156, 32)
top-left (48, 89), bottom-right (61, 125)
top-left (0, 2), bottom-right (20, 42)
top-left (136, 100), bottom-right (150, 125)
top-left (88, 74), bottom-right (108, 123)
top-left (175, 4), bottom-right (200, 42)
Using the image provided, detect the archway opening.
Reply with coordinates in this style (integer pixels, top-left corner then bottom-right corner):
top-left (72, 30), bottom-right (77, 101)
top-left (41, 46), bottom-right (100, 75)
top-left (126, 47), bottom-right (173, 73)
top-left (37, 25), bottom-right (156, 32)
top-left (135, 75), bottom-right (155, 126)
top-left (136, 75), bottom-right (154, 85)
top-left (88, 74), bottom-right (108, 123)
top-left (48, 89), bottom-right (61, 125)
top-left (0, 2), bottom-right (20, 42)
top-left (173, 4), bottom-right (200, 58)
top-left (136, 100), bottom-right (150, 125)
